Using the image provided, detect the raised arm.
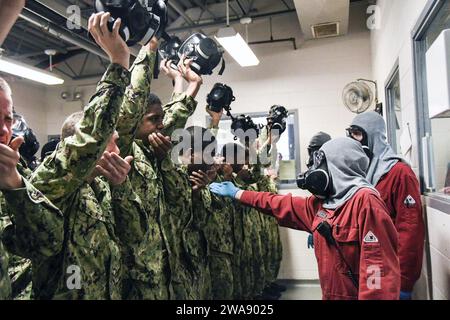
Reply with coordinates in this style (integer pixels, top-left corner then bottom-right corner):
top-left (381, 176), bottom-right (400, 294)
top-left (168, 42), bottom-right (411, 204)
top-left (209, 182), bottom-right (316, 232)
top-left (30, 13), bottom-right (131, 201)
top-left (117, 39), bottom-right (158, 156)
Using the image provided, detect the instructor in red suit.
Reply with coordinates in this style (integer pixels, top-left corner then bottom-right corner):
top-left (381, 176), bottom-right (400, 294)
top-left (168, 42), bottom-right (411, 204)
top-left (210, 137), bottom-right (401, 300)
top-left (347, 111), bottom-right (425, 300)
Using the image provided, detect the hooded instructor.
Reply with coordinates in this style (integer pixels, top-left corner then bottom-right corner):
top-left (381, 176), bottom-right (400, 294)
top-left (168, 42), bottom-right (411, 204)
top-left (210, 137), bottom-right (401, 300)
top-left (347, 111), bottom-right (425, 300)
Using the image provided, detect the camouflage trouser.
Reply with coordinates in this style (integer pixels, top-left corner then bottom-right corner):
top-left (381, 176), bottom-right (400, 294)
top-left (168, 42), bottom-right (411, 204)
top-left (9, 256), bottom-right (32, 300)
top-left (267, 217), bottom-right (282, 284)
top-left (232, 209), bottom-right (243, 300)
top-left (271, 221), bottom-right (283, 283)
top-left (249, 210), bottom-right (265, 297)
top-left (260, 215), bottom-right (273, 287)
top-left (241, 209), bottom-right (255, 300)
top-left (209, 251), bottom-right (233, 300)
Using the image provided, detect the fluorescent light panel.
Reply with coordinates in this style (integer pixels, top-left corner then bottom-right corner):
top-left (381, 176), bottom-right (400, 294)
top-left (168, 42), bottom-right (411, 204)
top-left (215, 27), bottom-right (259, 67)
top-left (0, 56), bottom-right (64, 85)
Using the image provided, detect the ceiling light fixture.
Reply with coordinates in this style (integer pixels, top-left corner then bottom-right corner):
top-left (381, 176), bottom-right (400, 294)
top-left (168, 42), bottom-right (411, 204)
top-left (214, 0), bottom-right (259, 67)
top-left (0, 55), bottom-right (64, 86)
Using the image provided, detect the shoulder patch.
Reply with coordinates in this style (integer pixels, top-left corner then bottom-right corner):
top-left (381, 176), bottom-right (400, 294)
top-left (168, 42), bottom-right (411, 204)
top-left (403, 194), bottom-right (416, 208)
top-left (363, 231), bottom-right (379, 243)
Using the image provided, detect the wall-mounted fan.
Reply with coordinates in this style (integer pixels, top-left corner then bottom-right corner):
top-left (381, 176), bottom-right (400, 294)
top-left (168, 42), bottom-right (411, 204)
top-left (342, 79), bottom-right (379, 114)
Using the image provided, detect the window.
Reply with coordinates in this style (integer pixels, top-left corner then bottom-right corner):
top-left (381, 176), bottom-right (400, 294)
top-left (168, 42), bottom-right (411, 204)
top-left (413, 0), bottom-right (450, 198)
top-left (209, 110), bottom-right (301, 188)
top-left (385, 63), bottom-right (403, 154)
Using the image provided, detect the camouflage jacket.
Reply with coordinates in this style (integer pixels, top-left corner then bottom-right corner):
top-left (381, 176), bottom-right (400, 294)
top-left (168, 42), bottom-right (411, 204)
top-left (0, 162), bottom-right (63, 300)
top-left (160, 158), bottom-right (211, 299)
top-left (115, 47), bottom-right (198, 298)
top-left (29, 63), bottom-right (130, 299)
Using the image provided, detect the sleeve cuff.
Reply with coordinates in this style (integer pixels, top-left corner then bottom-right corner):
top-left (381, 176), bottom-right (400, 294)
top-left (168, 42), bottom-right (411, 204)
top-left (3, 177), bottom-right (59, 212)
top-left (166, 92), bottom-right (198, 112)
top-left (100, 63), bottom-right (131, 88)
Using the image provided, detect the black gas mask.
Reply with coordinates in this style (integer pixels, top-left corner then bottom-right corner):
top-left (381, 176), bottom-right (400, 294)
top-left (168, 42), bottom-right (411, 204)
top-left (346, 125), bottom-right (372, 160)
top-left (178, 33), bottom-right (225, 75)
top-left (306, 146), bottom-right (319, 168)
top-left (297, 150), bottom-right (331, 199)
top-left (159, 36), bottom-right (182, 66)
top-left (93, 0), bottom-right (169, 46)
top-left (12, 112), bottom-right (40, 169)
top-left (206, 83), bottom-right (235, 113)
top-left (267, 105), bottom-right (288, 135)
top-left (230, 114), bottom-right (259, 141)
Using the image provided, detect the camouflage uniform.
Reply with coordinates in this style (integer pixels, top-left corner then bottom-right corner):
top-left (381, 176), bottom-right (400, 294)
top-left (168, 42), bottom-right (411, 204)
top-left (256, 175), bottom-right (282, 287)
top-left (29, 63), bottom-right (130, 299)
top-left (115, 47), bottom-right (199, 299)
top-left (0, 162), bottom-right (63, 300)
top-left (160, 159), bottom-right (211, 300)
top-left (197, 174), bottom-right (234, 300)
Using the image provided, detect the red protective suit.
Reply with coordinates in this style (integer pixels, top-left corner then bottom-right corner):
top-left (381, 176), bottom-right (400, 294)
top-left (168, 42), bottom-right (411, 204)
top-left (239, 188), bottom-right (401, 300)
top-left (375, 162), bottom-right (425, 292)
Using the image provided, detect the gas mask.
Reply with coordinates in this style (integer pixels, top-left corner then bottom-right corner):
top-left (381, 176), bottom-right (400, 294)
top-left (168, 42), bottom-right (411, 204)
top-left (230, 114), bottom-right (259, 141)
top-left (159, 36), bottom-right (182, 66)
top-left (206, 83), bottom-right (235, 113)
top-left (93, 0), bottom-right (169, 46)
top-left (12, 112), bottom-right (40, 165)
top-left (306, 146), bottom-right (318, 168)
top-left (178, 33), bottom-right (225, 75)
top-left (267, 105), bottom-right (288, 135)
top-left (297, 150), bottom-right (331, 199)
top-left (346, 125), bottom-right (372, 160)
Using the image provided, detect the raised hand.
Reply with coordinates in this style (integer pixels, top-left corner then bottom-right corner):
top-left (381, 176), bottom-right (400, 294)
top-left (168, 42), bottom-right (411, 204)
top-left (0, 136), bottom-right (24, 189)
top-left (95, 151), bottom-right (133, 186)
top-left (190, 170), bottom-right (211, 192)
top-left (88, 12), bottom-right (130, 69)
top-left (148, 132), bottom-right (172, 161)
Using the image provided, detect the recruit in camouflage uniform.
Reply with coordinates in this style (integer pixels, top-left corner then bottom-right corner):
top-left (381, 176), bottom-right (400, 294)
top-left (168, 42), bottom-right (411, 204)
top-left (194, 172), bottom-right (234, 300)
top-left (115, 47), bottom-right (201, 299)
top-left (160, 157), bottom-right (212, 299)
top-left (256, 126), bottom-right (283, 289)
top-left (28, 63), bottom-right (130, 299)
top-left (0, 161), bottom-right (63, 300)
top-left (256, 175), bottom-right (283, 290)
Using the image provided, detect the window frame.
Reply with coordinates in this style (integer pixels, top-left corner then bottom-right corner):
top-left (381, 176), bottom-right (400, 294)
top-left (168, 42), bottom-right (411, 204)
top-left (385, 60), bottom-right (401, 153)
top-left (206, 109), bottom-right (301, 189)
top-left (412, 0), bottom-right (448, 196)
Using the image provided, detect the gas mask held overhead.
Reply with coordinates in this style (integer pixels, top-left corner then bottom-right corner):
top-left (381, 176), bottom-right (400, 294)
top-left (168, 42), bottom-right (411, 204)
top-left (177, 33), bottom-right (225, 76)
top-left (159, 32), bottom-right (225, 76)
top-left (206, 83), bottom-right (235, 113)
top-left (297, 150), bottom-right (331, 199)
top-left (93, 0), bottom-right (169, 46)
top-left (267, 105), bottom-right (288, 135)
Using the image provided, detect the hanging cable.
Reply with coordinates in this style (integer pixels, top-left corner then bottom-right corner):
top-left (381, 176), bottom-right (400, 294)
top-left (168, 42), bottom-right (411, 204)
top-left (226, 0), bottom-right (230, 26)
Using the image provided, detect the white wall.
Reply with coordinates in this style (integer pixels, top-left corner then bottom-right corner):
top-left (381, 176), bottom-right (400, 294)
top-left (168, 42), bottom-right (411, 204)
top-left (370, 0), bottom-right (450, 300)
top-left (8, 78), bottom-right (48, 150)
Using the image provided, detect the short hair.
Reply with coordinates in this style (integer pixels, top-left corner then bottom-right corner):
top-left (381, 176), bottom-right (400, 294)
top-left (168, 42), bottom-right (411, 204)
top-left (185, 126), bottom-right (217, 156)
top-left (61, 111), bottom-right (83, 139)
top-left (146, 93), bottom-right (162, 113)
top-left (221, 142), bottom-right (246, 165)
top-left (0, 77), bottom-right (12, 97)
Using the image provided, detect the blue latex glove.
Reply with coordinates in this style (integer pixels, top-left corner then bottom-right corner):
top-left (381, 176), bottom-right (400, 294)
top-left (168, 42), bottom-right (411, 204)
top-left (307, 234), bottom-right (314, 249)
top-left (209, 181), bottom-right (241, 199)
top-left (400, 291), bottom-right (412, 300)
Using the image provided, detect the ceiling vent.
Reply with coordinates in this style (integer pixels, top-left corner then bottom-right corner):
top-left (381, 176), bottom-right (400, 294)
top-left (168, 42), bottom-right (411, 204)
top-left (311, 22), bottom-right (340, 39)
